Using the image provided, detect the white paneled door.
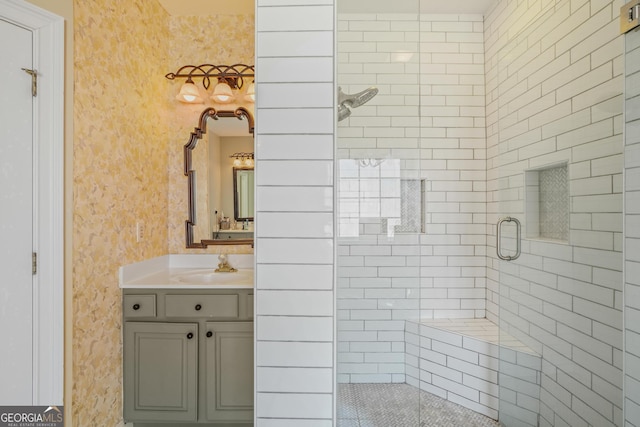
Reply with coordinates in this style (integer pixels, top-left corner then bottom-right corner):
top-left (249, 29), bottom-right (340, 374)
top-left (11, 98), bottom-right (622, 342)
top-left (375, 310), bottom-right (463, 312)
top-left (0, 18), bottom-right (35, 404)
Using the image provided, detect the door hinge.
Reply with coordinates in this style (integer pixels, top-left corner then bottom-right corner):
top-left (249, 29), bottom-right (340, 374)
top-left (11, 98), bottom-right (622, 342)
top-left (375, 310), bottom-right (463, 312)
top-left (21, 68), bottom-right (37, 97)
top-left (32, 252), bottom-right (37, 275)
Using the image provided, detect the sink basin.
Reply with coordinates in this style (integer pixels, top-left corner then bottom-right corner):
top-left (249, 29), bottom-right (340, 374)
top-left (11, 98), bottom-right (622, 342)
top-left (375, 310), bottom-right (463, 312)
top-left (171, 269), bottom-right (253, 286)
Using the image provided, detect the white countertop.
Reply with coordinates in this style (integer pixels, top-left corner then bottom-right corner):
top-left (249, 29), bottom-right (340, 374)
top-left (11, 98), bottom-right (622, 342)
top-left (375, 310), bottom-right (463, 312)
top-left (119, 254), bottom-right (254, 289)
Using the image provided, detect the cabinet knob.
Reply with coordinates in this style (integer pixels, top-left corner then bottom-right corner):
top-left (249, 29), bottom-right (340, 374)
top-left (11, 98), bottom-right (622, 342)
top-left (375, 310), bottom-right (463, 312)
top-left (187, 332), bottom-right (194, 339)
top-left (206, 331), bottom-right (213, 338)
top-left (132, 304), bottom-right (140, 310)
top-left (195, 304), bottom-right (202, 311)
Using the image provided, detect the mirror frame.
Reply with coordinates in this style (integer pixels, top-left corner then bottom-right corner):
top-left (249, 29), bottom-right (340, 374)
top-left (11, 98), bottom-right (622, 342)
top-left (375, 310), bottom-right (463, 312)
top-left (184, 107), bottom-right (254, 248)
top-left (233, 167), bottom-right (255, 222)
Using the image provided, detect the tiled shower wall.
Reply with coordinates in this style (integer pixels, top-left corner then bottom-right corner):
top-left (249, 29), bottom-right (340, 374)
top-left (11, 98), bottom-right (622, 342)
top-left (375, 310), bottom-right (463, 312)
top-left (624, 25), bottom-right (640, 427)
top-left (337, 12), bottom-right (487, 383)
top-left (254, 1), bottom-right (629, 426)
top-left (485, 0), bottom-right (624, 426)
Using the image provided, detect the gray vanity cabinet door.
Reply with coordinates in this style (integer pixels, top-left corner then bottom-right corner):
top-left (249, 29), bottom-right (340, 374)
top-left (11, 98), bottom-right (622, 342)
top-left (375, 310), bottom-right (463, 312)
top-left (205, 322), bottom-right (254, 422)
top-left (123, 322), bottom-right (198, 422)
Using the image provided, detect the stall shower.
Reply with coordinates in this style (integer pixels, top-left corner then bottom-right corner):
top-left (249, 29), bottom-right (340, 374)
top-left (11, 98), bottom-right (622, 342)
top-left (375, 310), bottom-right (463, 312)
top-left (336, 0), bottom-right (624, 426)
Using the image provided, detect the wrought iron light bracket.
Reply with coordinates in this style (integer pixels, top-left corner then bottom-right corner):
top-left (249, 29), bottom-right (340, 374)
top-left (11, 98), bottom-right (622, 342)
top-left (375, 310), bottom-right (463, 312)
top-left (165, 64), bottom-right (255, 90)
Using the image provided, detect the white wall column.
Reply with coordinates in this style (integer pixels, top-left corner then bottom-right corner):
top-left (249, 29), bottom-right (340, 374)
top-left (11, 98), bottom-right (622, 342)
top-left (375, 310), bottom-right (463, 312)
top-left (254, 0), bottom-right (336, 425)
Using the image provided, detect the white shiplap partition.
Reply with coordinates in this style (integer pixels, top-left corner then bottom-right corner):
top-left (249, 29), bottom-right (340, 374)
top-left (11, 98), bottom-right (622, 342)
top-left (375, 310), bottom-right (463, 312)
top-left (255, 1), bottom-right (336, 425)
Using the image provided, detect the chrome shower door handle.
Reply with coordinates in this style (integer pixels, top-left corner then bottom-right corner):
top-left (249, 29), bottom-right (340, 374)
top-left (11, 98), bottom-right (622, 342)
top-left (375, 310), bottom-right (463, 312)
top-left (496, 216), bottom-right (521, 261)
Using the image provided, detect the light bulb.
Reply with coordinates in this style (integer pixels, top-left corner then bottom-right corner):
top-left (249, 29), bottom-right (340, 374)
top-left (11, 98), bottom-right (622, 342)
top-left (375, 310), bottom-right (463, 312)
top-left (176, 80), bottom-right (203, 104)
top-left (212, 81), bottom-right (234, 103)
top-left (244, 82), bottom-right (255, 102)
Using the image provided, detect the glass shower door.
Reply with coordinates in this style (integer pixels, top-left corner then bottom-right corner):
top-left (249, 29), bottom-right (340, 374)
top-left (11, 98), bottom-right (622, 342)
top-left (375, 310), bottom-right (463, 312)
top-left (493, 0), bottom-right (624, 425)
top-left (336, 1), bottom-right (423, 425)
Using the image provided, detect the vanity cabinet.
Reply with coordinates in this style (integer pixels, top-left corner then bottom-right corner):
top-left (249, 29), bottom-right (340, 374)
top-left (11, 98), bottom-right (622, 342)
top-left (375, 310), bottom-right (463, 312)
top-left (205, 322), bottom-right (253, 421)
top-left (214, 231), bottom-right (254, 241)
top-left (123, 289), bottom-right (253, 426)
top-left (123, 322), bottom-right (199, 422)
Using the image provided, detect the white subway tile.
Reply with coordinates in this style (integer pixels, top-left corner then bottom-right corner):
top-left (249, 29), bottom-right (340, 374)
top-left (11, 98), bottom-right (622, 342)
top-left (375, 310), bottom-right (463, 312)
top-left (574, 247), bottom-right (622, 271)
top-left (574, 298), bottom-right (622, 330)
top-left (432, 21), bottom-right (473, 32)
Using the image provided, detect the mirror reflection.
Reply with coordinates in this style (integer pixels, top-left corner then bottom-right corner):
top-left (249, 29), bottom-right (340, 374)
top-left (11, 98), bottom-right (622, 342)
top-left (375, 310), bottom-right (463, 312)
top-left (185, 108), bottom-right (254, 248)
top-left (233, 167), bottom-right (254, 221)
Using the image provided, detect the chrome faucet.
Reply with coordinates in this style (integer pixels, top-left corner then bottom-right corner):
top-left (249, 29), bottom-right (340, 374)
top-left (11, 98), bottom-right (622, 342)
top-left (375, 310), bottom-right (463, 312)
top-left (215, 254), bottom-right (237, 273)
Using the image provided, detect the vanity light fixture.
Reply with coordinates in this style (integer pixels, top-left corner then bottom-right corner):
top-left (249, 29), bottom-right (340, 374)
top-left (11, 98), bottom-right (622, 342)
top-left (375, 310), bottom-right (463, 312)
top-left (175, 77), bottom-right (204, 104)
top-left (244, 81), bottom-right (255, 102)
top-left (230, 152), bottom-right (254, 168)
top-left (166, 64), bottom-right (255, 104)
top-left (211, 79), bottom-right (234, 103)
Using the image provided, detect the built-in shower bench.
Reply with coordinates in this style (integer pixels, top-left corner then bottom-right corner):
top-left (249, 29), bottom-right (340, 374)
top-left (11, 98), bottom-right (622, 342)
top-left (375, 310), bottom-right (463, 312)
top-left (405, 318), bottom-right (541, 425)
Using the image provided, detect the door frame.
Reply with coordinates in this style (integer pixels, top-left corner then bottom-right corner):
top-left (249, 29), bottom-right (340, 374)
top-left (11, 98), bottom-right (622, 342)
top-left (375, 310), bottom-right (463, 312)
top-left (0, 0), bottom-right (64, 404)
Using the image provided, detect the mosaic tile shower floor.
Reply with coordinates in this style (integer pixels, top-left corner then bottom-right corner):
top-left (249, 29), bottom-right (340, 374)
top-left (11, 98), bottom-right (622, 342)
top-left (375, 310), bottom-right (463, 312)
top-left (337, 384), bottom-right (499, 427)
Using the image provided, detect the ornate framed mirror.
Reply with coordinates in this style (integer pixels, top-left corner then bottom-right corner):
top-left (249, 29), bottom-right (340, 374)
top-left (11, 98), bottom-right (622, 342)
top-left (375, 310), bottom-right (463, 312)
top-left (184, 107), bottom-right (254, 248)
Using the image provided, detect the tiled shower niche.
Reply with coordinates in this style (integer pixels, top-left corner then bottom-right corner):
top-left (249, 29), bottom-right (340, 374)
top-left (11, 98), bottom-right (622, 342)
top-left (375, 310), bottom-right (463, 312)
top-left (338, 159), bottom-right (426, 237)
top-left (525, 163), bottom-right (569, 242)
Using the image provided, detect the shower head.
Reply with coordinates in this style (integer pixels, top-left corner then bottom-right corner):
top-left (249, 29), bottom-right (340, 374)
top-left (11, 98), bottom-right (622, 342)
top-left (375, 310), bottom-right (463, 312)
top-left (338, 104), bottom-right (352, 122)
top-left (338, 86), bottom-right (379, 109)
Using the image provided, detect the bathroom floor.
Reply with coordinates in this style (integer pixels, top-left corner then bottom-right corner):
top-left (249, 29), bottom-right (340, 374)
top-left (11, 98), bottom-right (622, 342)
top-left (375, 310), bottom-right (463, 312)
top-left (337, 383), bottom-right (499, 427)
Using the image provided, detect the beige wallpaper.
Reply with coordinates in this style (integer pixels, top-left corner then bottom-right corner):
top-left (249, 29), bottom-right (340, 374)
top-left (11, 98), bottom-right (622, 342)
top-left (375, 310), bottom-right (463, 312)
top-left (72, 5), bottom-right (255, 425)
top-left (72, 0), bottom-right (171, 424)
top-left (167, 14), bottom-right (255, 254)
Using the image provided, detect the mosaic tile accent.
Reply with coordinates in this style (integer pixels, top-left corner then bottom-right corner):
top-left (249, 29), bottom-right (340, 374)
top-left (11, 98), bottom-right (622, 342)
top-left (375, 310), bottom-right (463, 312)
top-left (382, 179), bottom-right (424, 234)
top-left (538, 165), bottom-right (568, 241)
top-left (337, 383), bottom-right (499, 427)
